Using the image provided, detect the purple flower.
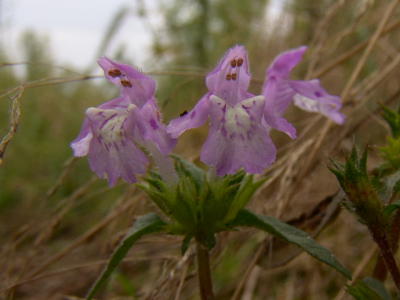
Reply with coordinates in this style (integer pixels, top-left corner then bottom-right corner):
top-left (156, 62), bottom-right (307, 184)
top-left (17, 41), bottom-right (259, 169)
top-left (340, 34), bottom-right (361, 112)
top-left (168, 45), bottom-right (282, 176)
top-left (71, 58), bottom-right (176, 186)
top-left (262, 46), bottom-right (345, 127)
top-left (201, 95), bottom-right (276, 175)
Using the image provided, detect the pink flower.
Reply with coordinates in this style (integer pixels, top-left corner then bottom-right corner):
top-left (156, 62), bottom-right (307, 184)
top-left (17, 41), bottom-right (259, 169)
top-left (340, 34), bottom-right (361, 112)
top-left (168, 46), bottom-right (285, 176)
top-left (71, 58), bottom-right (176, 186)
top-left (262, 46), bottom-right (345, 126)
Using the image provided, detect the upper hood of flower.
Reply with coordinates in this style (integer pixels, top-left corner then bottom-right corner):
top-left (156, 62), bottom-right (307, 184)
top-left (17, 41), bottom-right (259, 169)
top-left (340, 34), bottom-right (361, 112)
top-left (265, 46), bottom-right (307, 79)
top-left (98, 57), bottom-right (156, 108)
top-left (205, 45), bottom-right (252, 107)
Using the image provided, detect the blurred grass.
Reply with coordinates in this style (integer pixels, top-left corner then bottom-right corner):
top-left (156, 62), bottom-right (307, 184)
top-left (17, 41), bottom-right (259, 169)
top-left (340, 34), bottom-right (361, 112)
top-left (1, 0), bottom-right (400, 299)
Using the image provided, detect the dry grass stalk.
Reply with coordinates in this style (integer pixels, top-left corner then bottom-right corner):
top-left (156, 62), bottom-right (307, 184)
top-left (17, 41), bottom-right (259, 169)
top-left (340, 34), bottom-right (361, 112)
top-left (0, 86), bottom-right (23, 165)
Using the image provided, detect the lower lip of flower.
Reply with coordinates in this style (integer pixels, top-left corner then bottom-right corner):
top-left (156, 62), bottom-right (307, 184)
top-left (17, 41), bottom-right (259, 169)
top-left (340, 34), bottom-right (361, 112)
top-left (224, 104), bottom-right (251, 139)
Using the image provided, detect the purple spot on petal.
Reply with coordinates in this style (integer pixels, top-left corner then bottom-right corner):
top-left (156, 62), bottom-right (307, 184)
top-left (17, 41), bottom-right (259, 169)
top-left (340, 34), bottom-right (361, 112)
top-left (190, 111), bottom-right (196, 118)
top-left (99, 113), bottom-right (118, 130)
top-left (150, 119), bottom-right (158, 130)
top-left (247, 130), bottom-right (254, 140)
top-left (221, 127), bottom-right (227, 137)
top-left (315, 91), bottom-right (322, 97)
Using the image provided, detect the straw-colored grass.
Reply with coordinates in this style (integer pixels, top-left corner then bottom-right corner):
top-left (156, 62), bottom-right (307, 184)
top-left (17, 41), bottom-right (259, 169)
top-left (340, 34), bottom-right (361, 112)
top-left (2, 0), bottom-right (400, 299)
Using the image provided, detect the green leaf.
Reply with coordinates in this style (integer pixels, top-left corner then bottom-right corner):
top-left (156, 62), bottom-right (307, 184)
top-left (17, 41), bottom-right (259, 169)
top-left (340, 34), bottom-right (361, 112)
top-left (383, 199), bottom-right (400, 219)
top-left (136, 184), bottom-right (170, 217)
top-left (230, 209), bottom-right (351, 279)
top-left (346, 278), bottom-right (390, 300)
top-left (380, 103), bottom-right (400, 139)
top-left (205, 233), bottom-right (216, 250)
top-left (114, 271), bottom-right (136, 297)
top-left (171, 154), bottom-right (204, 194)
top-left (379, 137), bottom-right (400, 170)
top-left (363, 277), bottom-right (391, 300)
top-left (222, 175), bottom-right (268, 223)
top-left (181, 234), bottom-right (193, 255)
top-left (360, 146), bottom-right (369, 175)
top-left (387, 170), bottom-right (400, 197)
top-left (86, 213), bottom-right (167, 300)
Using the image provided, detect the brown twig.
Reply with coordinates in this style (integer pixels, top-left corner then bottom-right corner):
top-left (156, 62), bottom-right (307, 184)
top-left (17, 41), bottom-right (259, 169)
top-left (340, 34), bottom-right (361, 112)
top-left (314, 18), bottom-right (400, 78)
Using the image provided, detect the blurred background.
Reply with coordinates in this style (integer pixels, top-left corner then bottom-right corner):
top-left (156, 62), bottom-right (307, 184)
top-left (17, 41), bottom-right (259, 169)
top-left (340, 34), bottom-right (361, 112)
top-left (1, 0), bottom-right (400, 299)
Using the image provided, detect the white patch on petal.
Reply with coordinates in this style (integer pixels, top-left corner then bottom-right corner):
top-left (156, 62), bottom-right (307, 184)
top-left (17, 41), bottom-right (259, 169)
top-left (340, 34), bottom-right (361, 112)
top-left (86, 107), bottom-right (128, 147)
top-left (293, 94), bottom-right (321, 112)
top-left (210, 95), bottom-right (264, 139)
top-left (101, 116), bottom-right (126, 144)
top-left (225, 105), bottom-right (251, 137)
top-left (71, 130), bottom-right (93, 156)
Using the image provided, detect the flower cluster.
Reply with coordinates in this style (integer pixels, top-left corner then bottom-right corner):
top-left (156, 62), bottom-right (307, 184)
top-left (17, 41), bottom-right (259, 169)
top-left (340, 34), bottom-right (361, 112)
top-left (168, 45), bottom-right (344, 176)
top-left (72, 46), bottom-right (344, 184)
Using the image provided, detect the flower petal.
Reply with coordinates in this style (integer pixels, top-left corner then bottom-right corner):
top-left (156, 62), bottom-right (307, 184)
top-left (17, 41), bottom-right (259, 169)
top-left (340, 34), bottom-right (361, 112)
top-left (71, 118), bottom-right (92, 157)
top-left (262, 47), bottom-right (306, 118)
top-left (265, 46), bottom-right (307, 79)
top-left (98, 57), bottom-right (156, 108)
top-left (262, 110), bottom-right (297, 139)
top-left (290, 79), bottom-right (345, 124)
top-left (200, 95), bottom-right (276, 176)
top-left (263, 72), bottom-right (296, 116)
top-left (70, 97), bottom-right (131, 157)
top-left (262, 75), bottom-right (297, 138)
top-left (168, 45), bottom-right (255, 138)
top-left (85, 107), bottom-right (149, 186)
top-left (167, 93), bottom-right (211, 138)
top-left (206, 45), bottom-right (251, 107)
top-left (132, 100), bottom-right (177, 154)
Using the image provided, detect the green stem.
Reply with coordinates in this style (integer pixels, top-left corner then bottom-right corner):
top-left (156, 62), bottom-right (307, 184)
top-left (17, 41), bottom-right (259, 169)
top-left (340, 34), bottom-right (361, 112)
top-left (369, 225), bottom-right (400, 293)
top-left (196, 239), bottom-right (214, 300)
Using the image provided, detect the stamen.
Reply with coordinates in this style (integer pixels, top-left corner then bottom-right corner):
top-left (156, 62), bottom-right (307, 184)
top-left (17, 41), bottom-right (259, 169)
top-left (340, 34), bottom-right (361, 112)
top-left (108, 68), bottom-right (121, 77)
top-left (231, 73), bottom-right (237, 80)
top-left (120, 79), bottom-right (132, 88)
top-left (180, 110), bottom-right (188, 117)
top-left (237, 58), bottom-right (243, 67)
top-left (230, 60), bottom-right (237, 68)
top-left (226, 74), bottom-right (232, 81)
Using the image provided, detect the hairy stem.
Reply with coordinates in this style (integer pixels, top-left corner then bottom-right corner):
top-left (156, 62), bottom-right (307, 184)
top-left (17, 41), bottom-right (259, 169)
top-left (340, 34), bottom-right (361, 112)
top-left (373, 210), bottom-right (400, 281)
top-left (196, 239), bottom-right (214, 300)
top-left (369, 225), bottom-right (400, 293)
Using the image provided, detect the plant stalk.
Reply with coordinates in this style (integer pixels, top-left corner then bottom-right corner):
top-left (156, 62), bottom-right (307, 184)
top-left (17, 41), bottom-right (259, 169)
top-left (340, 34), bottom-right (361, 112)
top-left (373, 210), bottom-right (400, 281)
top-left (370, 225), bottom-right (400, 293)
top-left (196, 239), bottom-right (214, 300)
